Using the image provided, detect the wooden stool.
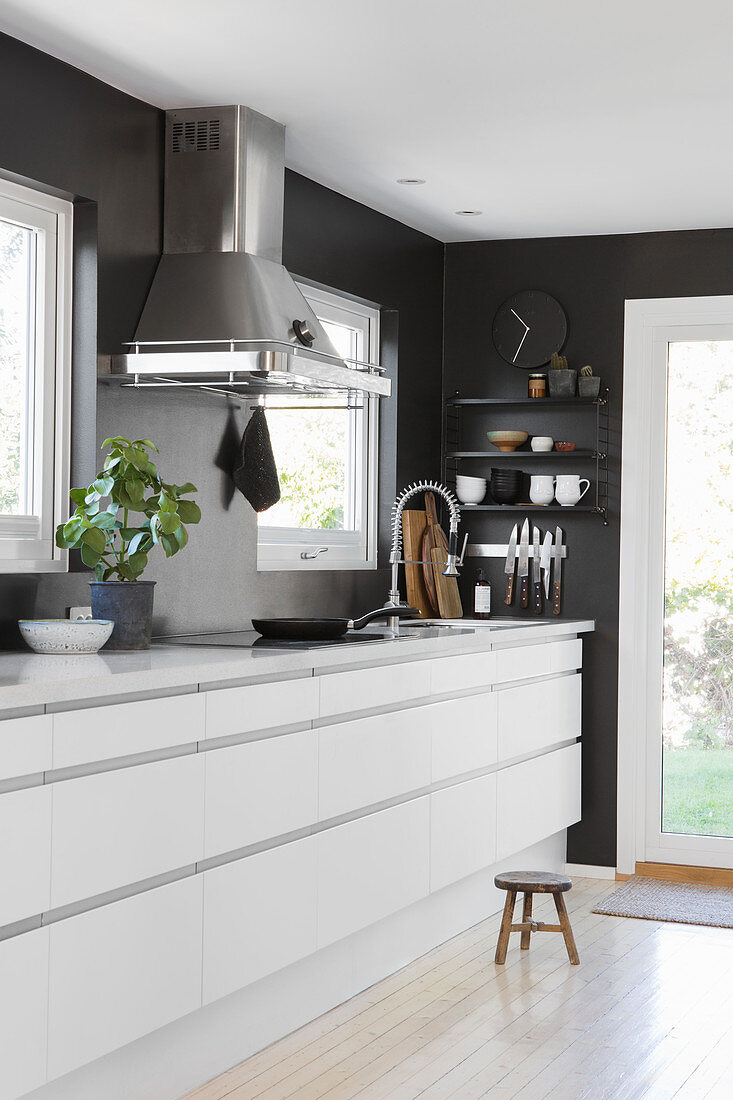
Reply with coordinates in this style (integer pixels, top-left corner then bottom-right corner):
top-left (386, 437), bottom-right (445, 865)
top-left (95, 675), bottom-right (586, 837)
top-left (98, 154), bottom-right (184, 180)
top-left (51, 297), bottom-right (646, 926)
top-left (494, 871), bottom-right (579, 965)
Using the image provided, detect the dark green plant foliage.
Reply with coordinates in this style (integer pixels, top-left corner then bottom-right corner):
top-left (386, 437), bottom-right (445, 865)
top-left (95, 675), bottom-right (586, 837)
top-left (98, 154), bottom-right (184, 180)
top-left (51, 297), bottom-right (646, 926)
top-left (55, 437), bottom-right (201, 580)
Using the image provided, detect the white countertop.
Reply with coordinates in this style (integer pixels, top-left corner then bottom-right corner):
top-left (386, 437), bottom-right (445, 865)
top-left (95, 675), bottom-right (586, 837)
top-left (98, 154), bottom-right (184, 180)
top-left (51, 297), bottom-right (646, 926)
top-left (0, 618), bottom-right (594, 713)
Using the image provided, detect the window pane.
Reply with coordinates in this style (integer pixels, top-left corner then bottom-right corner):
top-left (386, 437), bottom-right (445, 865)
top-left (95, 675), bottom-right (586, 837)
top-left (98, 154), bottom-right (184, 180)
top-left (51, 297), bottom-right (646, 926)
top-left (0, 218), bottom-right (33, 515)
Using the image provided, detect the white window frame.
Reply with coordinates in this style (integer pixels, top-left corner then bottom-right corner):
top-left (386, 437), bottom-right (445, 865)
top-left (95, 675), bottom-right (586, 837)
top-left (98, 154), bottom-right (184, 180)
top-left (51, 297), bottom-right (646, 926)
top-left (0, 175), bottom-right (72, 573)
top-left (257, 283), bottom-right (379, 571)
top-left (618, 295), bottom-right (733, 873)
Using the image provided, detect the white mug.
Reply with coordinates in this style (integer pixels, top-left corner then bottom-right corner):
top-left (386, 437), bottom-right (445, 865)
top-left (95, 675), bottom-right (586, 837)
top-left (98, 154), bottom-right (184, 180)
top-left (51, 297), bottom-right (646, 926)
top-left (529, 474), bottom-right (555, 505)
top-left (555, 474), bottom-right (590, 506)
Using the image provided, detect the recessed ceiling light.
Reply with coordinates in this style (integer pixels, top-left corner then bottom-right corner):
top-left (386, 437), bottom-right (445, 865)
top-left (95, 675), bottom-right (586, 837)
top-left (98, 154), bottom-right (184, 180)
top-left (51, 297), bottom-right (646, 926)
top-left (396, 177), bottom-right (426, 185)
top-left (455, 210), bottom-right (482, 216)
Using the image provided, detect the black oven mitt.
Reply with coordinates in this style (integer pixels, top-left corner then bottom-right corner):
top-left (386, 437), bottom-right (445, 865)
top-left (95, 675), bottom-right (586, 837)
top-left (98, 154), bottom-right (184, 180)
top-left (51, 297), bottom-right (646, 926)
top-left (233, 406), bottom-right (281, 512)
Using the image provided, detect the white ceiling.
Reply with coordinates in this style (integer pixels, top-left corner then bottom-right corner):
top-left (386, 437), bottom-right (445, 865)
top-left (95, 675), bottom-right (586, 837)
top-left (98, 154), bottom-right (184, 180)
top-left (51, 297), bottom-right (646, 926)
top-left (2, 0), bottom-right (732, 243)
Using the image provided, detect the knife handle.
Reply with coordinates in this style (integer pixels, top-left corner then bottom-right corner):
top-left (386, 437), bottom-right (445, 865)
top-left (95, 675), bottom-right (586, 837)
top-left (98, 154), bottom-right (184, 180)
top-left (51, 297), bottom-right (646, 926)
top-left (533, 580), bottom-right (543, 614)
top-left (505, 574), bottom-right (515, 605)
top-left (520, 575), bottom-right (529, 609)
top-left (552, 581), bottom-right (562, 615)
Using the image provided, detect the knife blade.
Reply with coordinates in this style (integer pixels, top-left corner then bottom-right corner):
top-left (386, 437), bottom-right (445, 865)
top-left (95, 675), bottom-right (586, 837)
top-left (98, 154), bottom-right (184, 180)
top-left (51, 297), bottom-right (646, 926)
top-left (540, 530), bottom-right (553, 599)
top-left (532, 527), bottom-right (543, 613)
top-left (518, 519), bottom-right (530, 609)
top-left (503, 524), bottom-right (518, 605)
top-left (552, 526), bottom-right (564, 615)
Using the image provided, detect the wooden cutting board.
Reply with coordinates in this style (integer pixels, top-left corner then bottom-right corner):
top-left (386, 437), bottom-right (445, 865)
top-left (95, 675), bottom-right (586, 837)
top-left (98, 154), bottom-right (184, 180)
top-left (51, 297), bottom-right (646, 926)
top-left (401, 510), bottom-right (433, 618)
top-left (430, 546), bottom-right (463, 619)
top-left (421, 494), bottom-right (442, 614)
top-left (422, 492), bottom-right (463, 619)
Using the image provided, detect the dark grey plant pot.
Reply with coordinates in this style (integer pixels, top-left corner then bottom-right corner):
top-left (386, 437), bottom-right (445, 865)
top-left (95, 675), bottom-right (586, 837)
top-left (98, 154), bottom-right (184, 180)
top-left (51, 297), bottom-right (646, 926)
top-left (578, 375), bottom-right (601, 398)
top-left (547, 369), bottom-right (578, 398)
top-left (89, 581), bottom-right (156, 651)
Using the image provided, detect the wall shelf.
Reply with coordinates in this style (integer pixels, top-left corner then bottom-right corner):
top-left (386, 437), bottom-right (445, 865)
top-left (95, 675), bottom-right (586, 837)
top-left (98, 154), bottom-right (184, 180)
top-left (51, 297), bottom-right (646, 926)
top-left (447, 449), bottom-right (599, 460)
top-left (459, 504), bottom-right (598, 513)
top-left (445, 396), bottom-right (606, 407)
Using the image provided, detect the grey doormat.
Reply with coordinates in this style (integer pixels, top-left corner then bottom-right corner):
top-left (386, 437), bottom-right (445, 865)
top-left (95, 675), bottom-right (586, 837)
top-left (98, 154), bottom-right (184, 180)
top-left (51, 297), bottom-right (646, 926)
top-left (592, 876), bottom-right (733, 929)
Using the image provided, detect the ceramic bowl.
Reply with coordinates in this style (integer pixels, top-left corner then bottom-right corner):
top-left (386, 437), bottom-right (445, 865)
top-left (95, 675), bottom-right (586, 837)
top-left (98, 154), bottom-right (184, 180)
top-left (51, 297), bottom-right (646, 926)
top-left (531, 436), bottom-right (554, 452)
top-left (455, 475), bottom-right (487, 505)
top-left (555, 441), bottom-right (576, 452)
top-left (486, 430), bottom-right (528, 453)
top-left (18, 619), bottom-right (114, 655)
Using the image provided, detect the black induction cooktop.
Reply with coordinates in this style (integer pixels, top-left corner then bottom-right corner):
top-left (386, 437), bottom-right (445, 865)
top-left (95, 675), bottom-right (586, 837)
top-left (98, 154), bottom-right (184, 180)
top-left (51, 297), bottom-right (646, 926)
top-left (156, 630), bottom-right (387, 651)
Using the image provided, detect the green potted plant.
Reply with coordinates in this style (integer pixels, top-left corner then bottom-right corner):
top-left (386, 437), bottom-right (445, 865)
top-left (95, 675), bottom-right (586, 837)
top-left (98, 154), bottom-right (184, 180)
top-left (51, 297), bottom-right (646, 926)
top-left (56, 437), bottom-right (201, 650)
top-left (578, 364), bottom-right (602, 398)
top-left (547, 353), bottom-right (578, 398)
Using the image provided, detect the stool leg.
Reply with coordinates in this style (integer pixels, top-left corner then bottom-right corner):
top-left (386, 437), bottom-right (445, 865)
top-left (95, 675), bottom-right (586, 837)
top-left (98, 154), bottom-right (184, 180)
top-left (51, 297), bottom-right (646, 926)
top-left (520, 892), bottom-right (533, 950)
top-left (495, 890), bottom-right (517, 964)
top-left (553, 892), bottom-right (580, 965)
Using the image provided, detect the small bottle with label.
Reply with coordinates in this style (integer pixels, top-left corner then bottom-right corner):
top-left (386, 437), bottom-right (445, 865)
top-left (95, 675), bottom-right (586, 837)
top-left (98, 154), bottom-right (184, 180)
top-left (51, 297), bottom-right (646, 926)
top-left (474, 569), bottom-right (491, 619)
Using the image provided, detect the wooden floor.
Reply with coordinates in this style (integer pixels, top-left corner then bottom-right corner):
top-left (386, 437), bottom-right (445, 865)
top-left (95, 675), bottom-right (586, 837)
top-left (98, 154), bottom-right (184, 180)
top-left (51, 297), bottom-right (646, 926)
top-left (185, 878), bottom-right (733, 1100)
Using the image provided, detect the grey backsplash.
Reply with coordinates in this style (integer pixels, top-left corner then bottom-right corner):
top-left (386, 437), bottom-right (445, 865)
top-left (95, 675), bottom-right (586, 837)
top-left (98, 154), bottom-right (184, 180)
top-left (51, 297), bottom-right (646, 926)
top-left (13, 386), bottom-right (387, 640)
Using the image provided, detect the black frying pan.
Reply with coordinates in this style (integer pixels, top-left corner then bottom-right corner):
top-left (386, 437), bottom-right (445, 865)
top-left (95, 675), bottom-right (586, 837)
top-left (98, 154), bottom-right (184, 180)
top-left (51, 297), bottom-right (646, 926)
top-left (252, 606), bottom-right (418, 641)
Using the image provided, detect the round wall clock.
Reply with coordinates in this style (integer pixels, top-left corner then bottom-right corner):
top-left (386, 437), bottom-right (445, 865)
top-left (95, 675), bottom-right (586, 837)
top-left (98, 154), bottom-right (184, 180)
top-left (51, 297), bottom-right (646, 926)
top-left (492, 291), bottom-right (567, 369)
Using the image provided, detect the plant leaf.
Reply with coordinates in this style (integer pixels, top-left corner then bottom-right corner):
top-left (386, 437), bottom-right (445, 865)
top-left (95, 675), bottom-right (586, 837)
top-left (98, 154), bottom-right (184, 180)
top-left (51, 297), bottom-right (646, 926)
top-left (102, 436), bottom-right (130, 449)
top-left (69, 487), bottom-right (87, 506)
top-left (158, 492), bottom-right (177, 513)
top-left (174, 523), bottom-right (188, 549)
top-left (127, 531), bottom-right (145, 555)
top-left (80, 542), bottom-right (102, 568)
top-left (82, 526), bottom-right (107, 553)
top-left (131, 438), bottom-right (158, 452)
top-left (158, 511), bottom-right (181, 534)
top-left (128, 550), bottom-right (148, 575)
top-left (176, 500), bottom-right (201, 524)
top-left (93, 476), bottom-right (115, 497)
top-left (160, 532), bottom-right (179, 557)
top-left (173, 482), bottom-right (197, 495)
top-left (90, 511), bottom-right (118, 530)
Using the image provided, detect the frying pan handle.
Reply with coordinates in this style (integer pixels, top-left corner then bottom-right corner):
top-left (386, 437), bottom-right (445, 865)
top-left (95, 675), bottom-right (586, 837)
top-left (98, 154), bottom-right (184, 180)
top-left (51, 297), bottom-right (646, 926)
top-left (352, 606), bottom-right (420, 630)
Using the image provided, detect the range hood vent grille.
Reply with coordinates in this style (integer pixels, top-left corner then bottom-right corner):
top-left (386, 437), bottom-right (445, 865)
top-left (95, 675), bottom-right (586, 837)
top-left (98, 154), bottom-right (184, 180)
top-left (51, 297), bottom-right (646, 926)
top-left (171, 118), bottom-right (220, 154)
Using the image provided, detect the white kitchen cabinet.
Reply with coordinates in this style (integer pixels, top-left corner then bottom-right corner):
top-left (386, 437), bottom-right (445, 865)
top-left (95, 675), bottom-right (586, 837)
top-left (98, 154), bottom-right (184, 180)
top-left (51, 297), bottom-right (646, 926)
top-left (431, 693), bottom-right (498, 781)
top-left (0, 785), bottom-right (52, 926)
top-left (496, 673), bottom-right (581, 761)
top-left (317, 797), bottom-right (430, 948)
top-left (52, 691), bottom-right (205, 768)
top-left (47, 876), bottom-right (203, 1080)
top-left (51, 753), bottom-right (204, 908)
top-left (203, 729), bottom-right (317, 858)
top-left (493, 637), bottom-right (582, 685)
top-left (496, 743), bottom-right (582, 861)
top-left (205, 675), bottom-right (318, 740)
top-left (430, 774), bottom-right (497, 892)
top-left (0, 926), bottom-right (49, 1100)
top-left (318, 660), bottom-right (431, 719)
top-left (318, 707), bottom-right (431, 820)
top-left (203, 837), bottom-right (317, 1004)
top-left (429, 649), bottom-right (497, 696)
top-left (0, 713), bottom-right (52, 780)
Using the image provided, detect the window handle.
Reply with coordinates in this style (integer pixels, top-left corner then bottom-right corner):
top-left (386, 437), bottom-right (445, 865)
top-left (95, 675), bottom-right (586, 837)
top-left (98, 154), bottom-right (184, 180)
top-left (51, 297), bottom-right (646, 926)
top-left (300, 546), bottom-right (329, 560)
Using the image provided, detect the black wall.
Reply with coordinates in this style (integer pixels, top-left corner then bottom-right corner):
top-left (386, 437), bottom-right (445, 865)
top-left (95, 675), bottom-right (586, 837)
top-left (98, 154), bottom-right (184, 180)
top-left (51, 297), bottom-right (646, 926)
top-left (444, 229), bottom-right (733, 866)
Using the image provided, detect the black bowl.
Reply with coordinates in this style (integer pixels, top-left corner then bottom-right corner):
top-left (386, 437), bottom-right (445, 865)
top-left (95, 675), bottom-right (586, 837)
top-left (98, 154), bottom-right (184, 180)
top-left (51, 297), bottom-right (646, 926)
top-left (491, 485), bottom-right (522, 504)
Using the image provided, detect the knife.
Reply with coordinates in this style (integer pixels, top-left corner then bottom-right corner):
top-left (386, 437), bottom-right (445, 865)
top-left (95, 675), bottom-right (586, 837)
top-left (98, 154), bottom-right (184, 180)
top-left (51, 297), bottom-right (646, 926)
top-left (518, 519), bottom-right (530, 609)
top-left (540, 530), bottom-right (553, 600)
top-left (532, 528), bottom-right (543, 613)
top-left (504, 524), bottom-right (518, 605)
top-left (552, 526), bottom-right (564, 615)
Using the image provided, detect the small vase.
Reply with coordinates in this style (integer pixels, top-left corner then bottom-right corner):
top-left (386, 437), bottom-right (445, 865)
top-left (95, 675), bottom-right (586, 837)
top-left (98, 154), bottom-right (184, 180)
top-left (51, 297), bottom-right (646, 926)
top-left (547, 369), bottom-right (578, 398)
top-left (89, 581), bottom-right (156, 651)
top-left (578, 376), bottom-right (601, 398)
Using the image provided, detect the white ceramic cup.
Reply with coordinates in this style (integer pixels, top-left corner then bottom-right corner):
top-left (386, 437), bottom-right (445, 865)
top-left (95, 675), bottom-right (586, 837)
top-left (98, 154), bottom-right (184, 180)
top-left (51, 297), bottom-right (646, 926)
top-left (530, 436), bottom-right (554, 452)
top-left (555, 474), bottom-right (590, 506)
top-left (529, 474), bottom-right (555, 505)
top-left (455, 474), bottom-right (487, 505)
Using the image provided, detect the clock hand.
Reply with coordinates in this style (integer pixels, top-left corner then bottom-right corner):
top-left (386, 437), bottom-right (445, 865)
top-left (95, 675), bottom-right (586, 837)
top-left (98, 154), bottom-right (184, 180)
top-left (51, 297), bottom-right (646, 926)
top-left (510, 308), bottom-right (530, 363)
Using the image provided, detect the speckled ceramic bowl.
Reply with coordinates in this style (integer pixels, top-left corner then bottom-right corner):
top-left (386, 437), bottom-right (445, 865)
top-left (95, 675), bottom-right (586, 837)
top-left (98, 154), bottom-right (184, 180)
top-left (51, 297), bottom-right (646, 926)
top-left (18, 619), bottom-right (114, 655)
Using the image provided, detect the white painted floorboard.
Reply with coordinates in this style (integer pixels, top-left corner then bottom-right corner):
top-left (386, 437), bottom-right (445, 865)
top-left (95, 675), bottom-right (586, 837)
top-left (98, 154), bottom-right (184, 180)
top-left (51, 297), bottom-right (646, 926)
top-left (184, 879), bottom-right (733, 1100)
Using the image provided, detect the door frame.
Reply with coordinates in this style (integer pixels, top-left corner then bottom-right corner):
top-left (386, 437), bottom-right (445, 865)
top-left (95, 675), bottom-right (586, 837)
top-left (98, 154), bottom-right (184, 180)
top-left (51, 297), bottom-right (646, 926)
top-left (618, 295), bottom-right (733, 874)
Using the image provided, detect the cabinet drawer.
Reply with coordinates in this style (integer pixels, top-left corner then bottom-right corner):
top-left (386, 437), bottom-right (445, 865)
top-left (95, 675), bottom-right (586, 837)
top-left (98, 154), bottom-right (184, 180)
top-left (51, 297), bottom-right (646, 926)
top-left (317, 797), bottom-right (430, 948)
top-left (205, 676), bottom-right (318, 739)
top-left (0, 786), bottom-right (52, 926)
top-left (51, 754), bottom-right (204, 908)
top-left (0, 927), bottom-right (49, 1100)
top-left (47, 876), bottom-right (203, 1081)
top-left (0, 714), bottom-right (52, 780)
top-left (496, 743), bottom-right (581, 861)
top-left (430, 650), bottom-right (497, 696)
top-left (430, 774), bottom-right (497, 892)
top-left (53, 692), bottom-right (205, 768)
top-left (431, 693), bottom-right (498, 782)
top-left (318, 660), bottom-right (431, 719)
top-left (204, 730), bottom-right (317, 858)
top-left (497, 674), bottom-right (581, 761)
top-left (494, 638), bottom-right (582, 686)
top-left (319, 708), bottom-right (430, 820)
top-left (203, 837), bottom-right (317, 1004)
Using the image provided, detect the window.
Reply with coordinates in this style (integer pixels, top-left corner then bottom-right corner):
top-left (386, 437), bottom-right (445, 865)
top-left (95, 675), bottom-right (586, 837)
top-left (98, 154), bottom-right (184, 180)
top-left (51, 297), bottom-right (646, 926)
top-left (257, 284), bottom-right (379, 570)
top-left (0, 176), bottom-right (72, 572)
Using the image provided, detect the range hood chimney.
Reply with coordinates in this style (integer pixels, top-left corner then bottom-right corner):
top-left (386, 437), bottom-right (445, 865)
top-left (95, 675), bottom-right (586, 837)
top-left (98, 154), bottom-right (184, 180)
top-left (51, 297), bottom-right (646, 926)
top-left (109, 106), bottom-right (389, 397)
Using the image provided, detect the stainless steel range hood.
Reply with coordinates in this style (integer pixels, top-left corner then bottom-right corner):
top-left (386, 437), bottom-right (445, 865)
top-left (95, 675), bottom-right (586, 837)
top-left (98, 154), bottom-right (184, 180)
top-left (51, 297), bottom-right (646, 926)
top-left (107, 106), bottom-right (389, 397)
